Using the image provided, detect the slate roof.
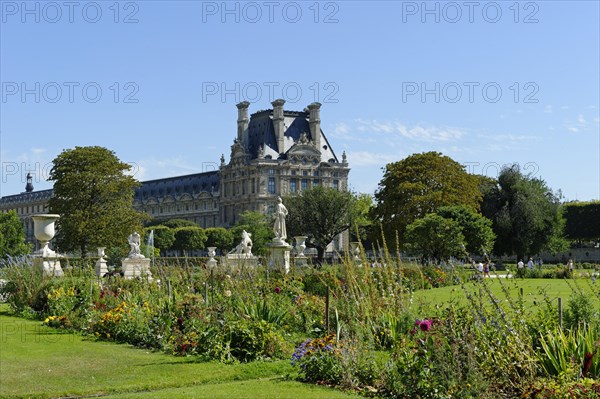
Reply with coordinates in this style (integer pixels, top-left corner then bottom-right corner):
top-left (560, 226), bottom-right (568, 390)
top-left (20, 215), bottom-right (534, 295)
top-left (0, 189), bottom-right (53, 206)
top-left (135, 171), bottom-right (219, 200)
top-left (0, 172), bottom-right (220, 205)
top-left (244, 109), bottom-right (338, 162)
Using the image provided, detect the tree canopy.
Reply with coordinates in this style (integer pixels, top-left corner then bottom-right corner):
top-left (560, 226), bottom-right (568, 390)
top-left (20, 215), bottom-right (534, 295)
top-left (172, 227), bottom-right (206, 257)
top-left (436, 205), bottom-right (495, 257)
top-left (563, 201), bottom-right (600, 242)
top-left (405, 214), bottom-right (465, 263)
top-left (284, 186), bottom-right (358, 261)
top-left (144, 225), bottom-right (175, 253)
top-left (204, 227), bottom-right (234, 253)
top-left (372, 152), bottom-right (482, 248)
top-left (481, 164), bottom-right (564, 259)
top-left (48, 146), bottom-right (148, 256)
top-left (0, 211), bottom-right (30, 258)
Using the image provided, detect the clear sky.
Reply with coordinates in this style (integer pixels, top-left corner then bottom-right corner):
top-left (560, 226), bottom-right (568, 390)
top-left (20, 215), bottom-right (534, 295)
top-left (1, 1), bottom-right (599, 201)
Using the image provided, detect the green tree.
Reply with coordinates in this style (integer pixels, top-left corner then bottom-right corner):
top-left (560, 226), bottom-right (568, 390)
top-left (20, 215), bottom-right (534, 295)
top-left (481, 164), bottom-right (564, 260)
top-left (204, 227), bottom-right (234, 253)
top-left (147, 219), bottom-right (198, 229)
top-left (436, 205), bottom-right (495, 258)
top-left (143, 225), bottom-right (175, 254)
top-left (405, 214), bottom-right (466, 263)
top-left (48, 146), bottom-right (148, 256)
top-left (563, 201), bottom-right (600, 243)
top-left (0, 211), bottom-right (30, 258)
top-left (284, 186), bottom-right (357, 261)
top-left (351, 193), bottom-right (375, 248)
top-left (173, 227), bottom-right (207, 257)
top-left (230, 211), bottom-right (273, 256)
top-left (373, 152), bottom-right (482, 248)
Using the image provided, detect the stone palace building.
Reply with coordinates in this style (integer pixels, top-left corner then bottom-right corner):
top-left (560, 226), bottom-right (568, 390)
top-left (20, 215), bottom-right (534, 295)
top-left (0, 100), bottom-right (350, 249)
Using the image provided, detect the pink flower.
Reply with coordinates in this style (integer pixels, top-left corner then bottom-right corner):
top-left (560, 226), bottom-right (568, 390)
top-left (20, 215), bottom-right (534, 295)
top-left (419, 319), bottom-right (432, 332)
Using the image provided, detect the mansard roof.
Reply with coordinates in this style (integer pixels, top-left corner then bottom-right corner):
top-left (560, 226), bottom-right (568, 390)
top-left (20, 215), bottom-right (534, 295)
top-left (1, 172), bottom-right (220, 206)
top-left (135, 171), bottom-right (219, 200)
top-left (0, 188), bottom-right (53, 206)
top-left (244, 109), bottom-right (338, 162)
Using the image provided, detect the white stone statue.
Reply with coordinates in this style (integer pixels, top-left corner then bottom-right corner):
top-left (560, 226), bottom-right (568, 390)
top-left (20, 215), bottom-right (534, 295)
top-left (273, 197), bottom-right (288, 242)
top-left (230, 230), bottom-right (253, 255)
top-left (127, 232), bottom-right (143, 258)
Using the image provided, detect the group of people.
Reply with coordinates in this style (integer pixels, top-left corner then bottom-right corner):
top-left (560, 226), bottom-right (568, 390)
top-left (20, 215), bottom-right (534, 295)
top-left (473, 259), bottom-right (493, 278)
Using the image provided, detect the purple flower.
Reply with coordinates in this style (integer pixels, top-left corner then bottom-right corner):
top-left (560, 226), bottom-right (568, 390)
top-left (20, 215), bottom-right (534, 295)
top-left (419, 319), bottom-right (432, 332)
top-left (274, 287), bottom-right (281, 294)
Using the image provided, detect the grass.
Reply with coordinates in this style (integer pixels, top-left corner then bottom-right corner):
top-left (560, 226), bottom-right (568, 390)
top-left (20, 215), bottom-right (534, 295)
top-left (412, 276), bottom-right (597, 310)
top-left (0, 306), bottom-right (358, 399)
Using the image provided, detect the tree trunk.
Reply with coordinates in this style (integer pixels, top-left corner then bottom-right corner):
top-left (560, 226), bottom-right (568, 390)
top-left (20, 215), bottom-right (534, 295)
top-left (316, 246), bottom-right (325, 263)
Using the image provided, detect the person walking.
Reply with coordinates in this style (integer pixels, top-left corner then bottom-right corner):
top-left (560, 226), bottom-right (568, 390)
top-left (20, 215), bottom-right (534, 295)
top-left (517, 259), bottom-right (524, 277)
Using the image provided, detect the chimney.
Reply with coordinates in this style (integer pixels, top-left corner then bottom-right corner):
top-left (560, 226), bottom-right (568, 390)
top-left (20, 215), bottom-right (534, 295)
top-left (236, 101), bottom-right (250, 141)
top-left (308, 102), bottom-right (321, 150)
top-left (272, 98), bottom-right (285, 154)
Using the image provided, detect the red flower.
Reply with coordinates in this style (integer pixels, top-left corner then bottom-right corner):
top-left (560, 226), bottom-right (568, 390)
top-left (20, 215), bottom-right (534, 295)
top-left (274, 287), bottom-right (281, 294)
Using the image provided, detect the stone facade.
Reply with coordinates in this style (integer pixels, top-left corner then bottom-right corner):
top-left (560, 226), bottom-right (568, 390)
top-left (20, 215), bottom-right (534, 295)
top-left (0, 101), bottom-right (350, 249)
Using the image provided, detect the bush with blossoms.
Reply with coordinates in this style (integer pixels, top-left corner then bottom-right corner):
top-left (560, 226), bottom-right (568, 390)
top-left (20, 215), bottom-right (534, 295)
top-left (2, 254), bottom-right (600, 398)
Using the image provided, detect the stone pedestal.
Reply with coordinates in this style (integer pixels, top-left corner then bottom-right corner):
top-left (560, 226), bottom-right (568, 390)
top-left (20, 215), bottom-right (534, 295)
top-left (224, 254), bottom-right (258, 270)
top-left (122, 258), bottom-right (152, 280)
top-left (95, 258), bottom-right (109, 277)
top-left (33, 257), bottom-right (63, 277)
top-left (294, 236), bottom-right (308, 267)
top-left (267, 240), bottom-right (292, 274)
top-left (95, 247), bottom-right (109, 277)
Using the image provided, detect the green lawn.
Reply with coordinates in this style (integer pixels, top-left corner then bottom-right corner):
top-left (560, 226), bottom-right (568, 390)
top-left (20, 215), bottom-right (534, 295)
top-left (412, 276), bottom-right (598, 310)
top-left (0, 307), bottom-right (358, 399)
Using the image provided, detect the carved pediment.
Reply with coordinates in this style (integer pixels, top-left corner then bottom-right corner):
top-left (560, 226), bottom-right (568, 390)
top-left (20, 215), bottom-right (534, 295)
top-left (179, 193), bottom-right (193, 201)
top-left (287, 141), bottom-right (321, 164)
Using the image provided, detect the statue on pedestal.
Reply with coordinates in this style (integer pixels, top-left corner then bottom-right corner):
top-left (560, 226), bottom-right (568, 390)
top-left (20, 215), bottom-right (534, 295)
top-left (273, 197), bottom-right (288, 242)
top-left (127, 232), bottom-right (143, 259)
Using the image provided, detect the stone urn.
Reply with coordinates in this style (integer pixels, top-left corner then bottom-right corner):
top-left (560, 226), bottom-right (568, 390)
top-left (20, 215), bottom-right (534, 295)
top-left (294, 236), bottom-right (307, 257)
top-left (207, 247), bottom-right (217, 259)
top-left (207, 247), bottom-right (218, 269)
top-left (32, 214), bottom-right (60, 257)
top-left (31, 214), bottom-right (63, 276)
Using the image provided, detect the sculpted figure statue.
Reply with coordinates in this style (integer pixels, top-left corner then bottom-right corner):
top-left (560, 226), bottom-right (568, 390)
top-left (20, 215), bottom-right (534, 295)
top-left (230, 230), bottom-right (253, 255)
top-left (128, 231), bottom-right (142, 257)
top-left (273, 197), bottom-right (288, 242)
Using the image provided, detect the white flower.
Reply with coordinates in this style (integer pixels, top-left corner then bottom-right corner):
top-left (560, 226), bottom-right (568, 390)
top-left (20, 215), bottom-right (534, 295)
top-left (224, 290), bottom-right (232, 297)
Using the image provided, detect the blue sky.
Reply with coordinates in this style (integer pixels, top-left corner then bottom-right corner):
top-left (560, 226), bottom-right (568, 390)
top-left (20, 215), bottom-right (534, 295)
top-left (1, 1), bottom-right (599, 201)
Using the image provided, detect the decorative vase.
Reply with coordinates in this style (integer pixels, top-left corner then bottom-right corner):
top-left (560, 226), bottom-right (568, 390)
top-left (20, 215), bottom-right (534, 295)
top-left (294, 236), bottom-right (307, 257)
top-left (207, 247), bottom-right (218, 269)
top-left (207, 247), bottom-right (217, 260)
top-left (32, 214), bottom-right (60, 257)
